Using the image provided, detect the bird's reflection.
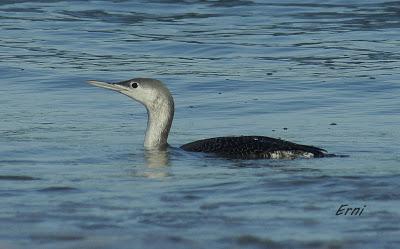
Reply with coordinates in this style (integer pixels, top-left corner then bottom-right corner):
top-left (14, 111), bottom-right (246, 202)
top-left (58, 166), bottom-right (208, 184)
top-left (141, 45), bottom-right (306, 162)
top-left (141, 148), bottom-right (171, 178)
top-left (145, 148), bottom-right (170, 167)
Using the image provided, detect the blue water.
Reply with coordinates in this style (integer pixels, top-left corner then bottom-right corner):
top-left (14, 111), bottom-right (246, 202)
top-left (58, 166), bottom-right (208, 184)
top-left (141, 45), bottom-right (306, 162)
top-left (1, 0), bottom-right (399, 248)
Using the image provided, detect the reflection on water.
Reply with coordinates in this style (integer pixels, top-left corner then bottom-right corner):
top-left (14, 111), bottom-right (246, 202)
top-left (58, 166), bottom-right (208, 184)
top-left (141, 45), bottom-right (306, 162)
top-left (125, 148), bottom-right (172, 178)
top-left (142, 148), bottom-right (171, 178)
top-left (145, 148), bottom-right (170, 168)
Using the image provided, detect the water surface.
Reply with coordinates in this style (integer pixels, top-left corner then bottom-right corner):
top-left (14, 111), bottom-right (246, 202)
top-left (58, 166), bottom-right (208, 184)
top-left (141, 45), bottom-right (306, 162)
top-left (0, 0), bottom-right (399, 248)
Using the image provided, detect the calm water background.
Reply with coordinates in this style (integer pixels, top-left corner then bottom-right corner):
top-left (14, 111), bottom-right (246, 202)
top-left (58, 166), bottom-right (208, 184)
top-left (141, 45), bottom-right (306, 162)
top-left (0, 0), bottom-right (399, 248)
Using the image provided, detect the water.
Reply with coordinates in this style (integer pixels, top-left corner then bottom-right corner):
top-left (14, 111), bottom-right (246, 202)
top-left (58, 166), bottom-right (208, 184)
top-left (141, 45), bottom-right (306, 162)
top-left (1, 0), bottom-right (399, 248)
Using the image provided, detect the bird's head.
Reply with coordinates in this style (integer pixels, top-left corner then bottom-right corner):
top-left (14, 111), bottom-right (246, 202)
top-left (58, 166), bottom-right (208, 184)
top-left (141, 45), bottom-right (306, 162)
top-left (87, 78), bottom-right (173, 110)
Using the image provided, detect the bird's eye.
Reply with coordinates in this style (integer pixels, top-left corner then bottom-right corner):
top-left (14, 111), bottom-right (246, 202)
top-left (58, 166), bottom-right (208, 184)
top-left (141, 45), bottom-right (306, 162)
top-left (131, 82), bottom-right (138, 88)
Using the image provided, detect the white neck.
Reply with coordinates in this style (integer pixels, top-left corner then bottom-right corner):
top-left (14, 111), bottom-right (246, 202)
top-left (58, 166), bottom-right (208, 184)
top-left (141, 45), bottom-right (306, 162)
top-left (144, 96), bottom-right (174, 150)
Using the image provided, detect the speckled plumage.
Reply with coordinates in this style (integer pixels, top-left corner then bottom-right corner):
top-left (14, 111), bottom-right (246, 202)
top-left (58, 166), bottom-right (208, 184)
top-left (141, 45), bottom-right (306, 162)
top-left (180, 136), bottom-right (326, 159)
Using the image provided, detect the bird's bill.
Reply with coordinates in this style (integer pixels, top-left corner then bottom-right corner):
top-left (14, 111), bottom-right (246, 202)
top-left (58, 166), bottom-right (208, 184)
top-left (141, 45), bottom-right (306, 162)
top-left (87, 80), bottom-right (128, 91)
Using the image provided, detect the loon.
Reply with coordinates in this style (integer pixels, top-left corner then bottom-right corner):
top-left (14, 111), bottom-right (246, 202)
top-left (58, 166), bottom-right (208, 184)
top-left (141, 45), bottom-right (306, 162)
top-left (88, 78), bottom-right (331, 159)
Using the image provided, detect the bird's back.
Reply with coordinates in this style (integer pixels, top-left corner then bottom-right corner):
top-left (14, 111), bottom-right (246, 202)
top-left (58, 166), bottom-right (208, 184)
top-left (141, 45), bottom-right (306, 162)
top-left (180, 136), bottom-right (326, 159)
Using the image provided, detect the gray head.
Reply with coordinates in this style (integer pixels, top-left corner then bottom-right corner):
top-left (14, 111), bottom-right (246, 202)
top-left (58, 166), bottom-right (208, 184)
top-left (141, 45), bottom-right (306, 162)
top-left (87, 78), bottom-right (173, 111)
top-left (87, 77), bottom-right (174, 149)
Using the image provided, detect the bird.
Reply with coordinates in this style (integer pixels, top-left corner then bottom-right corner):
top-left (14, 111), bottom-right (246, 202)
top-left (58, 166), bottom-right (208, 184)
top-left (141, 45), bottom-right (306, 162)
top-left (87, 78), bottom-right (332, 159)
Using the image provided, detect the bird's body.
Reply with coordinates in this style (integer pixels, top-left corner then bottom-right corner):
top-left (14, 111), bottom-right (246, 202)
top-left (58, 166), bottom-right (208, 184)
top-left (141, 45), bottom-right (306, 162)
top-left (181, 136), bottom-right (326, 159)
top-left (88, 78), bottom-right (331, 159)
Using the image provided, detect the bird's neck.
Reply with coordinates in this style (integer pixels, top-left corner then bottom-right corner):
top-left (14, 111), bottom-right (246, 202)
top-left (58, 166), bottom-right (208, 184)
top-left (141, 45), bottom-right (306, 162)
top-left (144, 97), bottom-right (174, 150)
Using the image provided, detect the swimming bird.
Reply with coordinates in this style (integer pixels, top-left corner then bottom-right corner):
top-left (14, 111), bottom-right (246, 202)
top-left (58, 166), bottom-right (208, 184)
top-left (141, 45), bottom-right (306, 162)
top-left (88, 78), bottom-right (330, 159)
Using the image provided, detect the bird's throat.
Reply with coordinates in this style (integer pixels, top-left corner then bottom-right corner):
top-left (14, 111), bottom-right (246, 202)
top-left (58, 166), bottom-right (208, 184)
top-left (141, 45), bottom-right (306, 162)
top-left (144, 100), bottom-right (174, 150)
